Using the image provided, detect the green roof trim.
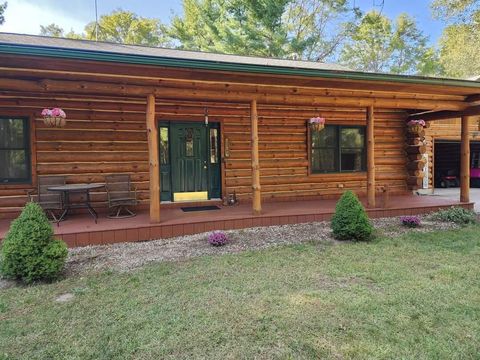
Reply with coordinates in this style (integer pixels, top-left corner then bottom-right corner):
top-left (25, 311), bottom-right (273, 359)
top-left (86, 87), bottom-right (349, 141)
top-left (0, 42), bottom-right (480, 90)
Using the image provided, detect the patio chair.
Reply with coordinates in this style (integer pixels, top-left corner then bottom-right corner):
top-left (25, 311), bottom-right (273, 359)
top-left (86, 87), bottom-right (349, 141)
top-left (28, 175), bottom-right (66, 224)
top-left (105, 174), bottom-right (138, 218)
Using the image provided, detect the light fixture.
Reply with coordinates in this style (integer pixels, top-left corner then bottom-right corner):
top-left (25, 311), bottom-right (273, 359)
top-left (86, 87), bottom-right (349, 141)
top-left (204, 107), bottom-right (209, 125)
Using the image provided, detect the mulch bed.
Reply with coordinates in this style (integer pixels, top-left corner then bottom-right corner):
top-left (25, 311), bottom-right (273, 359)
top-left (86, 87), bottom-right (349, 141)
top-left (64, 216), bottom-right (458, 276)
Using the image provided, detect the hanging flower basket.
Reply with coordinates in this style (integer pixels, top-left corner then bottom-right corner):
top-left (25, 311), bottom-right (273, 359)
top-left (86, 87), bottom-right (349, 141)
top-left (309, 117), bottom-right (326, 132)
top-left (406, 119), bottom-right (425, 134)
top-left (41, 108), bottom-right (67, 128)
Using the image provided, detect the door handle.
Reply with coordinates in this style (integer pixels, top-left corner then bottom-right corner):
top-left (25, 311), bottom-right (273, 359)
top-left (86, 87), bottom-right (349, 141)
top-left (203, 160), bottom-right (208, 170)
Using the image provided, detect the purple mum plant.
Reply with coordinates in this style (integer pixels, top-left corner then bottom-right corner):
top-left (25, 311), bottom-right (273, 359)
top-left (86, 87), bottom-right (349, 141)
top-left (400, 215), bottom-right (421, 228)
top-left (208, 231), bottom-right (229, 247)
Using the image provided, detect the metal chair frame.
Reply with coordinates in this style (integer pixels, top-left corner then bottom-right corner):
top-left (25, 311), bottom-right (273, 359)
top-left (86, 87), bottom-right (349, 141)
top-left (28, 175), bottom-right (66, 225)
top-left (105, 174), bottom-right (138, 218)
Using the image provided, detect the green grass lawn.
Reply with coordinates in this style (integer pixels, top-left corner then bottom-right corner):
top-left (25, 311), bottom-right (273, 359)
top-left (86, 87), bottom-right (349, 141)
top-left (1, 226), bottom-right (480, 359)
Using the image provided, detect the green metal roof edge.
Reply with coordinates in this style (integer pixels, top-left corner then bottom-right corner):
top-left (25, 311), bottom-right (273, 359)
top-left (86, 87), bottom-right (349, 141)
top-left (1, 42), bottom-right (480, 89)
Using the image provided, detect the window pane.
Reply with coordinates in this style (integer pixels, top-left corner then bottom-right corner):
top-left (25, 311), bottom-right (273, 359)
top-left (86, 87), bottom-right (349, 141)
top-left (0, 150), bottom-right (28, 181)
top-left (186, 139), bottom-right (194, 157)
top-left (160, 127), bottom-right (169, 165)
top-left (312, 148), bottom-right (337, 172)
top-left (185, 128), bottom-right (194, 157)
top-left (0, 118), bottom-right (25, 149)
top-left (341, 148), bottom-right (364, 171)
top-left (312, 126), bottom-right (336, 148)
top-left (340, 128), bottom-right (364, 148)
top-left (310, 125), bottom-right (366, 174)
top-left (210, 128), bottom-right (218, 164)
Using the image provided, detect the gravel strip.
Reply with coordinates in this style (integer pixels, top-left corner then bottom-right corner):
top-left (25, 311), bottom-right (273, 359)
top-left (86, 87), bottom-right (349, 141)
top-left (65, 216), bottom-right (459, 276)
top-left (0, 278), bottom-right (15, 290)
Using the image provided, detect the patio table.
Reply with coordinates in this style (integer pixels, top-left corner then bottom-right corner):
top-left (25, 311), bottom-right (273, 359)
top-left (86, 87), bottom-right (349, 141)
top-left (47, 183), bottom-right (105, 223)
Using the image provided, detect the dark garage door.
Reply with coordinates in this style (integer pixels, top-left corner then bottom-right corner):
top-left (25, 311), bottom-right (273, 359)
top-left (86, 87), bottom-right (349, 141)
top-left (434, 141), bottom-right (480, 188)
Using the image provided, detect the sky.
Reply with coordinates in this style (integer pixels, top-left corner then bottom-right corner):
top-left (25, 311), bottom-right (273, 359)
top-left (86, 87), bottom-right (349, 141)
top-left (0, 0), bottom-right (445, 45)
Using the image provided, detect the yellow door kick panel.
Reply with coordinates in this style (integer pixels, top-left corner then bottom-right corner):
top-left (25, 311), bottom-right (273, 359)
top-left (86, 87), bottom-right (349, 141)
top-left (173, 191), bottom-right (208, 202)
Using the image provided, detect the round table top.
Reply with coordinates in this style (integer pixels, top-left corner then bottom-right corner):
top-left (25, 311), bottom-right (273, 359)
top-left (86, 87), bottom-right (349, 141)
top-left (47, 183), bottom-right (105, 192)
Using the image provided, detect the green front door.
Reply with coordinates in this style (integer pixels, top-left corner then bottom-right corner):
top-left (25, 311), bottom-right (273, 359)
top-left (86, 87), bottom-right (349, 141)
top-left (159, 121), bottom-right (221, 202)
top-left (170, 123), bottom-right (209, 201)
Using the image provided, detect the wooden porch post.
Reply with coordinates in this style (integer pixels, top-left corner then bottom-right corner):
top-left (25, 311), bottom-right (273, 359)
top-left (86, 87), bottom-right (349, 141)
top-left (460, 115), bottom-right (470, 203)
top-left (251, 99), bottom-right (262, 215)
top-left (367, 105), bottom-right (376, 208)
top-left (147, 94), bottom-right (161, 223)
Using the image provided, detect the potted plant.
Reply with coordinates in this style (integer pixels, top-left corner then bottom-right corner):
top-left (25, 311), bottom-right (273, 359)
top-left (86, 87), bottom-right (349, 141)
top-left (406, 119), bottom-right (425, 134)
top-left (41, 108), bottom-right (67, 128)
top-left (309, 117), bottom-right (325, 132)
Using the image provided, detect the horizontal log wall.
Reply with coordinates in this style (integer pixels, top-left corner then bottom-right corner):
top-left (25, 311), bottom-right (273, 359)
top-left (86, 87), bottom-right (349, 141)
top-left (424, 116), bottom-right (480, 188)
top-left (0, 96), bottom-right (409, 217)
top-left (0, 104), bottom-right (149, 216)
top-left (224, 107), bottom-right (408, 200)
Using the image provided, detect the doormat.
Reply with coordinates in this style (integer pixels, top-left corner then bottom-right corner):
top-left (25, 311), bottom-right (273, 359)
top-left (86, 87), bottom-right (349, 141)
top-left (181, 205), bottom-right (221, 212)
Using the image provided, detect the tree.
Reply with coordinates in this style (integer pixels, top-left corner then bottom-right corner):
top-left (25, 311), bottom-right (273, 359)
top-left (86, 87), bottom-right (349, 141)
top-left (431, 0), bottom-right (480, 78)
top-left (438, 19), bottom-right (480, 77)
top-left (40, 23), bottom-right (65, 37)
top-left (84, 9), bottom-right (170, 46)
top-left (431, 0), bottom-right (479, 22)
top-left (283, 0), bottom-right (361, 61)
top-left (170, 0), bottom-right (289, 57)
top-left (331, 190), bottom-right (373, 241)
top-left (169, 0), bottom-right (359, 62)
top-left (0, 202), bottom-right (67, 283)
top-left (417, 47), bottom-right (444, 77)
top-left (39, 23), bottom-right (83, 40)
top-left (340, 11), bottom-right (431, 74)
top-left (38, 9), bottom-right (171, 46)
top-left (0, 2), bottom-right (7, 25)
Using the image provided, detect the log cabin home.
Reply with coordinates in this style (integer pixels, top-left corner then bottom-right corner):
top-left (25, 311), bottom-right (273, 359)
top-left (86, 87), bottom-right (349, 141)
top-left (0, 33), bottom-right (478, 247)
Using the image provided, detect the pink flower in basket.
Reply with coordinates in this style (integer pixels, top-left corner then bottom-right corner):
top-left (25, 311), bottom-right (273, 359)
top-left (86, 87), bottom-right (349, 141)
top-left (309, 117), bottom-right (326, 125)
top-left (407, 119), bottom-right (425, 127)
top-left (309, 117), bottom-right (325, 131)
top-left (42, 108), bottom-right (66, 118)
top-left (50, 108), bottom-right (66, 118)
top-left (41, 107), bottom-right (67, 127)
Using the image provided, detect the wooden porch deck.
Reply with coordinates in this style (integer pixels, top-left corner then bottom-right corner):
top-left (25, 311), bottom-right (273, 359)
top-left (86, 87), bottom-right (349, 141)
top-left (0, 195), bottom-right (473, 248)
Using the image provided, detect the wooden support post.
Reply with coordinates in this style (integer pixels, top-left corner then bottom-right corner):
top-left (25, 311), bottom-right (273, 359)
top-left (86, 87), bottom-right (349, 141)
top-left (146, 94), bottom-right (161, 223)
top-left (460, 115), bottom-right (470, 203)
top-left (367, 106), bottom-right (376, 208)
top-left (251, 99), bottom-right (262, 215)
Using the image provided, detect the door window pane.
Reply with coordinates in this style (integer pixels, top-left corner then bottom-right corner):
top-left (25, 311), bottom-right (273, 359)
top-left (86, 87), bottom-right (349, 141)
top-left (185, 128), bottom-right (194, 157)
top-left (160, 127), bottom-right (169, 165)
top-left (210, 128), bottom-right (218, 164)
top-left (0, 117), bottom-right (30, 183)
